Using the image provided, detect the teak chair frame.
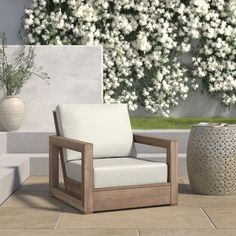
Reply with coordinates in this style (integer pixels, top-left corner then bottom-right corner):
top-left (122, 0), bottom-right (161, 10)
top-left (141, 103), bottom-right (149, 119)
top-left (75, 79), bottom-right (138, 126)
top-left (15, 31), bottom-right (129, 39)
top-left (49, 111), bottom-right (178, 214)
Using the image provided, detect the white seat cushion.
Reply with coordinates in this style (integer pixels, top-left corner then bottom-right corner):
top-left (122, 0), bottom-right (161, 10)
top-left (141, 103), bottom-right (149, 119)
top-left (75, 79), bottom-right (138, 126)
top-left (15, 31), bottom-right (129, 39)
top-left (56, 104), bottom-right (136, 161)
top-left (65, 157), bottom-right (167, 188)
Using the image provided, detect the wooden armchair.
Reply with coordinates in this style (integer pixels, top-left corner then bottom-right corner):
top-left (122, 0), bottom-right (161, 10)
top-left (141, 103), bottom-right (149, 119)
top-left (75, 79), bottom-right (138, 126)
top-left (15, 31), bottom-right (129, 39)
top-left (49, 104), bottom-right (178, 214)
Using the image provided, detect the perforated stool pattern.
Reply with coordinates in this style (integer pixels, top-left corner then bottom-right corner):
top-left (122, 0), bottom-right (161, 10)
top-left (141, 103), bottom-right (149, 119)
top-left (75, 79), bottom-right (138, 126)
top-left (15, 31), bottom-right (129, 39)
top-left (187, 126), bottom-right (236, 195)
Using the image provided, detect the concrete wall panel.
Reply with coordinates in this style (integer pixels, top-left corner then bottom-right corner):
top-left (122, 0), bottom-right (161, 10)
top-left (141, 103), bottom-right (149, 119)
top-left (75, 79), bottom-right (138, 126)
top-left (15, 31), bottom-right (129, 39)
top-left (0, 45), bottom-right (103, 131)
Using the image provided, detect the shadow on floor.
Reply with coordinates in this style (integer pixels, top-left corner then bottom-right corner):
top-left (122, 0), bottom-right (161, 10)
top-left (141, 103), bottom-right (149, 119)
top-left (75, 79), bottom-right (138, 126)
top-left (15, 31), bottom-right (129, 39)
top-left (2, 179), bottom-right (201, 213)
top-left (1, 181), bottom-right (67, 212)
top-left (179, 183), bottom-right (193, 194)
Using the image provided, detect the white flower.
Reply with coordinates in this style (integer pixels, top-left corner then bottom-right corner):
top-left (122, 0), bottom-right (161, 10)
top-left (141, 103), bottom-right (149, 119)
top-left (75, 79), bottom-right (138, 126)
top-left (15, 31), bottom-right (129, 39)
top-left (191, 29), bottom-right (200, 38)
top-left (181, 43), bottom-right (191, 53)
top-left (42, 34), bottom-right (49, 41)
top-left (229, 78), bottom-right (236, 89)
top-left (74, 4), bottom-right (97, 22)
top-left (135, 32), bottom-right (151, 52)
top-left (139, 14), bottom-right (148, 26)
top-left (39, 0), bottom-right (46, 7)
top-left (192, 0), bottom-right (209, 15)
top-left (25, 18), bottom-right (34, 26)
top-left (56, 19), bottom-right (64, 29)
top-left (55, 36), bottom-right (62, 45)
top-left (68, 0), bottom-right (76, 7)
top-left (162, 81), bottom-right (170, 91)
top-left (224, 26), bottom-right (232, 36)
top-left (25, 9), bottom-right (32, 15)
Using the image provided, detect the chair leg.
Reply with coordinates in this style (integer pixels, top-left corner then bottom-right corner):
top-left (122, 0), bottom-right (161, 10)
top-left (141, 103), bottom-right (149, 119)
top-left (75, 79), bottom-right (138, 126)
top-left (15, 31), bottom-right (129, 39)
top-left (167, 141), bottom-right (178, 205)
top-left (81, 144), bottom-right (94, 214)
top-left (49, 139), bottom-right (59, 196)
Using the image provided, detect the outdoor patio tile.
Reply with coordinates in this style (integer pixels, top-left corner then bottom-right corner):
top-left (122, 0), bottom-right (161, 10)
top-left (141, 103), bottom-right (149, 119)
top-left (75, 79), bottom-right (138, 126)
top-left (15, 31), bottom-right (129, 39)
top-left (0, 208), bottom-right (61, 229)
top-left (203, 207), bottom-right (236, 229)
top-left (140, 229), bottom-right (236, 236)
top-left (179, 177), bottom-right (236, 208)
top-left (1, 191), bottom-right (66, 210)
top-left (179, 194), bottom-right (236, 208)
top-left (0, 229), bottom-right (137, 236)
top-left (58, 206), bottom-right (212, 229)
top-left (1, 176), bottom-right (66, 209)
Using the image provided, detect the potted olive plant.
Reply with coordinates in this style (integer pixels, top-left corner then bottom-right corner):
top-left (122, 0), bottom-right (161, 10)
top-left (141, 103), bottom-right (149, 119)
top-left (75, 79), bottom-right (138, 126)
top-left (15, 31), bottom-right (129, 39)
top-left (0, 33), bottom-right (50, 131)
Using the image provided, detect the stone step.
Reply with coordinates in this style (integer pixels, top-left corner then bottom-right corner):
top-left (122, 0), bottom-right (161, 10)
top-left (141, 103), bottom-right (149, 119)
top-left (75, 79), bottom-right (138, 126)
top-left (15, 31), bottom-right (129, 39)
top-left (29, 154), bottom-right (62, 176)
top-left (0, 153), bottom-right (54, 205)
top-left (0, 154), bottom-right (30, 205)
top-left (0, 132), bottom-right (7, 157)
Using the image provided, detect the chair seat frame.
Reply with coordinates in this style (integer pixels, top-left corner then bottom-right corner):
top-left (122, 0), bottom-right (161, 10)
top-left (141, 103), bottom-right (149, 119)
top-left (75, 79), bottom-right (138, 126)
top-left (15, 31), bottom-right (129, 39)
top-left (49, 113), bottom-right (178, 214)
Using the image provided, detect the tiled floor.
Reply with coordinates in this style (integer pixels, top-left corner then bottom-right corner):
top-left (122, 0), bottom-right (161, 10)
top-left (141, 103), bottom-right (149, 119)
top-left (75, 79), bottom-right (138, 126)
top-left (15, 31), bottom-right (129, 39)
top-left (1, 177), bottom-right (236, 235)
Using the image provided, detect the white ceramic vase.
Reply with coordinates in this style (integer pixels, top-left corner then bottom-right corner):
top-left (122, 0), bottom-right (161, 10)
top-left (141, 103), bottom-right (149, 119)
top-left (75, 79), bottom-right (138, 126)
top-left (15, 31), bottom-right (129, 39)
top-left (0, 96), bottom-right (24, 131)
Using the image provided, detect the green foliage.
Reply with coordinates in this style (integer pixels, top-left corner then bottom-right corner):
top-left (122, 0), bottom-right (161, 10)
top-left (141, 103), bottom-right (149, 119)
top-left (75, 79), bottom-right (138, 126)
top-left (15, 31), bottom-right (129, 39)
top-left (0, 33), bottom-right (50, 96)
top-left (130, 117), bottom-right (236, 129)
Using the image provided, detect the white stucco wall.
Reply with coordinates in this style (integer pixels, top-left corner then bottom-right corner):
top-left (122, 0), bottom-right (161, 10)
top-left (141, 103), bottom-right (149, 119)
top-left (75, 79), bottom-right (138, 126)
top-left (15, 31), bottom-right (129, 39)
top-left (170, 91), bottom-right (236, 118)
top-left (0, 0), bottom-right (32, 45)
top-left (0, 46), bottom-right (103, 131)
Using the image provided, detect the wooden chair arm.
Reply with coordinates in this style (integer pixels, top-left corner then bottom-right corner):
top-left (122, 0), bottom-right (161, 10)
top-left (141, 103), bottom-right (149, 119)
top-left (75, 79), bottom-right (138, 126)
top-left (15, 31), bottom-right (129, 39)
top-left (133, 133), bottom-right (178, 204)
top-left (49, 135), bottom-right (92, 153)
top-left (49, 135), bottom-right (94, 213)
top-left (133, 134), bottom-right (177, 149)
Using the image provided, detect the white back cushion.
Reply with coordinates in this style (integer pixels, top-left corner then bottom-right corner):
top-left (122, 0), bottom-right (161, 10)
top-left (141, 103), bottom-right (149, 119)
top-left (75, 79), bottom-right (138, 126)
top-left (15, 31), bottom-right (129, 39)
top-left (56, 104), bottom-right (136, 161)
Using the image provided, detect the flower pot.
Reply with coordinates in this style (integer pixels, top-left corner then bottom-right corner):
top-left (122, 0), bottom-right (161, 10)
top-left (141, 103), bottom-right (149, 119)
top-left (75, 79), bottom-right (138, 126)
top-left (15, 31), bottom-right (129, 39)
top-left (0, 96), bottom-right (24, 131)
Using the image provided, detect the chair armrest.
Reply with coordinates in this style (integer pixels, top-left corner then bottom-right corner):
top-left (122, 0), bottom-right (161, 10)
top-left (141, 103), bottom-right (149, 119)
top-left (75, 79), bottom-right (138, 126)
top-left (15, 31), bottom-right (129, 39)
top-left (133, 134), bottom-right (177, 149)
top-left (49, 135), bottom-right (92, 153)
top-left (49, 135), bottom-right (94, 211)
top-left (134, 133), bottom-right (178, 204)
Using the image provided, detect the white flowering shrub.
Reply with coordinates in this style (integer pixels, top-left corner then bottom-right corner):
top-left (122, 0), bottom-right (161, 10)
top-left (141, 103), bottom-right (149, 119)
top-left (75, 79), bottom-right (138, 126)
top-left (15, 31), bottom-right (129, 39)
top-left (23, 0), bottom-right (199, 117)
top-left (184, 0), bottom-right (236, 106)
